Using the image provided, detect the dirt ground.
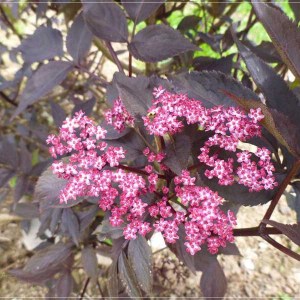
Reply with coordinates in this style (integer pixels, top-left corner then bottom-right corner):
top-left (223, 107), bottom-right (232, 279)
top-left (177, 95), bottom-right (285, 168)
top-left (0, 193), bottom-right (299, 299)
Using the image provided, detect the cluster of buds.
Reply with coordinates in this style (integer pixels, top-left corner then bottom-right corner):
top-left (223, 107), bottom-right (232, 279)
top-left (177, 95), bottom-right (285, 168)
top-left (46, 87), bottom-right (277, 255)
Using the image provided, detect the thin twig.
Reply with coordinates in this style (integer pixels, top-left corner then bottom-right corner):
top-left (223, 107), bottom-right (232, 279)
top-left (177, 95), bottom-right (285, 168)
top-left (261, 234), bottom-right (300, 261)
top-left (0, 5), bottom-right (21, 38)
top-left (105, 41), bottom-right (125, 74)
top-left (96, 279), bottom-right (104, 299)
top-left (117, 164), bottom-right (165, 179)
top-left (134, 126), bottom-right (157, 153)
top-left (79, 277), bottom-right (90, 300)
top-left (0, 91), bottom-right (17, 107)
top-left (75, 65), bottom-right (108, 87)
top-left (94, 39), bottom-right (142, 75)
top-left (128, 22), bottom-right (137, 78)
top-left (260, 160), bottom-right (300, 226)
top-left (233, 226), bottom-right (281, 237)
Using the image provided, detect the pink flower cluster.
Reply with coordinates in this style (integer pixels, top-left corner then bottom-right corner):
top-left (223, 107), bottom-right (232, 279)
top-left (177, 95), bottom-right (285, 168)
top-left (105, 98), bottom-right (134, 132)
top-left (152, 170), bottom-right (236, 254)
top-left (142, 87), bottom-right (277, 191)
top-left (46, 87), bottom-right (277, 256)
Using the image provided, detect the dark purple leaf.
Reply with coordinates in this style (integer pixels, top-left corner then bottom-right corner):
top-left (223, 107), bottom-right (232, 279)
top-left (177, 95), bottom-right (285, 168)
top-left (14, 202), bottom-right (39, 219)
top-left (0, 188), bottom-right (9, 204)
top-left (72, 97), bottom-right (96, 116)
top-left (262, 220), bottom-right (300, 246)
top-left (252, 1), bottom-right (300, 80)
top-left (199, 166), bottom-right (283, 206)
top-left (170, 225), bottom-right (196, 272)
top-left (55, 271), bottom-right (74, 299)
top-left (101, 121), bottom-right (131, 140)
top-left (177, 15), bottom-right (201, 32)
top-left (81, 245), bottom-right (99, 280)
top-left (38, 208), bottom-right (53, 236)
top-left (208, 1), bottom-right (227, 17)
top-left (287, 182), bottom-right (300, 222)
top-left (107, 261), bottom-right (119, 297)
top-left (79, 205), bottom-right (98, 233)
top-left (0, 169), bottom-right (15, 188)
top-left (35, 168), bottom-right (83, 211)
top-left (83, 3), bottom-right (128, 43)
top-left (218, 243), bottom-right (241, 256)
top-left (62, 209), bottom-right (80, 246)
top-left (0, 63), bottom-right (32, 91)
top-left (29, 160), bottom-right (51, 177)
top-left (106, 129), bottom-right (146, 163)
top-left (13, 61), bottom-right (73, 118)
top-left (50, 101), bottom-right (66, 128)
top-left (0, 137), bottom-right (19, 168)
top-left (221, 27), bottom-right (235, 52)
top-left (66, 12), bottom-right (92, 64)
top-left (114, 72), bottom-right (152, 117)
top-left (233, 33), bottom-right (300, 130)
top-left (14, 175), bottom-right (29, 202)
top-left (193, 246), bottom-right (217, 272)
top-left (198, 32), bottom-right (222, 53)
top-left (164, 134), bottom-right (191, 175)
top-left (118, 251), bottom-right (142, 299)
top-left (193, 55), bottom-right (234, 75)
top-left (128, 236), bottom-right (153, 294)
top-left (9, 242), bottom-right (73, 283)
top-left (241, 73), bottom-right (252, 90)
top-left (105, 79), bottom-right (120, 106)
top-left (18, 26), bottom-right (63, 63)
top-left (122, 0), bottom-right (165, 24)
top-left (200, 259), bottom-right (227, 298)
top-left (49, 208), bottom-right (63, 234)
top-left (96, 219), bottom-right (125, 241)
top-left (226, 91), bottom-right (300, 158)
top-left (128, 24), bottom-right (198, 63)
top-left (19, 140), bottom-right (32, 174)
top-left (171, 71), bottom-right (259, 108)
top-left (289, 1), bottom-right (300, 23)
top-left (36, 2), bottom-right (48, 20)
top-left (243, 40), bottom-right (282, 64)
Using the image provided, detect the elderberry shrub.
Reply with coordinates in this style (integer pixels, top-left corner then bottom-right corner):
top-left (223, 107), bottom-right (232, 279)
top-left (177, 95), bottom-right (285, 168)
top-left (47, 88), bottom-right (277, 256)
top-left (1, 1), bottom-right (300, 298)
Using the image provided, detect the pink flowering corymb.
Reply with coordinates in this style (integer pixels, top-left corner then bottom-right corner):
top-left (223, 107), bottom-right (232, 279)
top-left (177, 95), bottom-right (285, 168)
top-left (46, 87), bottom-right (277, 255)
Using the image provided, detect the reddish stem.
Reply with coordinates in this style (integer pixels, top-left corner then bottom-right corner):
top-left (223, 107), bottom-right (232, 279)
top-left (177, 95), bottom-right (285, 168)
top-left (233, 226), bottom-right (281, 236)
top-left (261, 234), bottom-right (300, 261)
top-left (117, 164), bottom-right (165, 179)
top-left (260, 160), bottom-right (300, 230)
top-left (188, 162), bottom-right (203, 171)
